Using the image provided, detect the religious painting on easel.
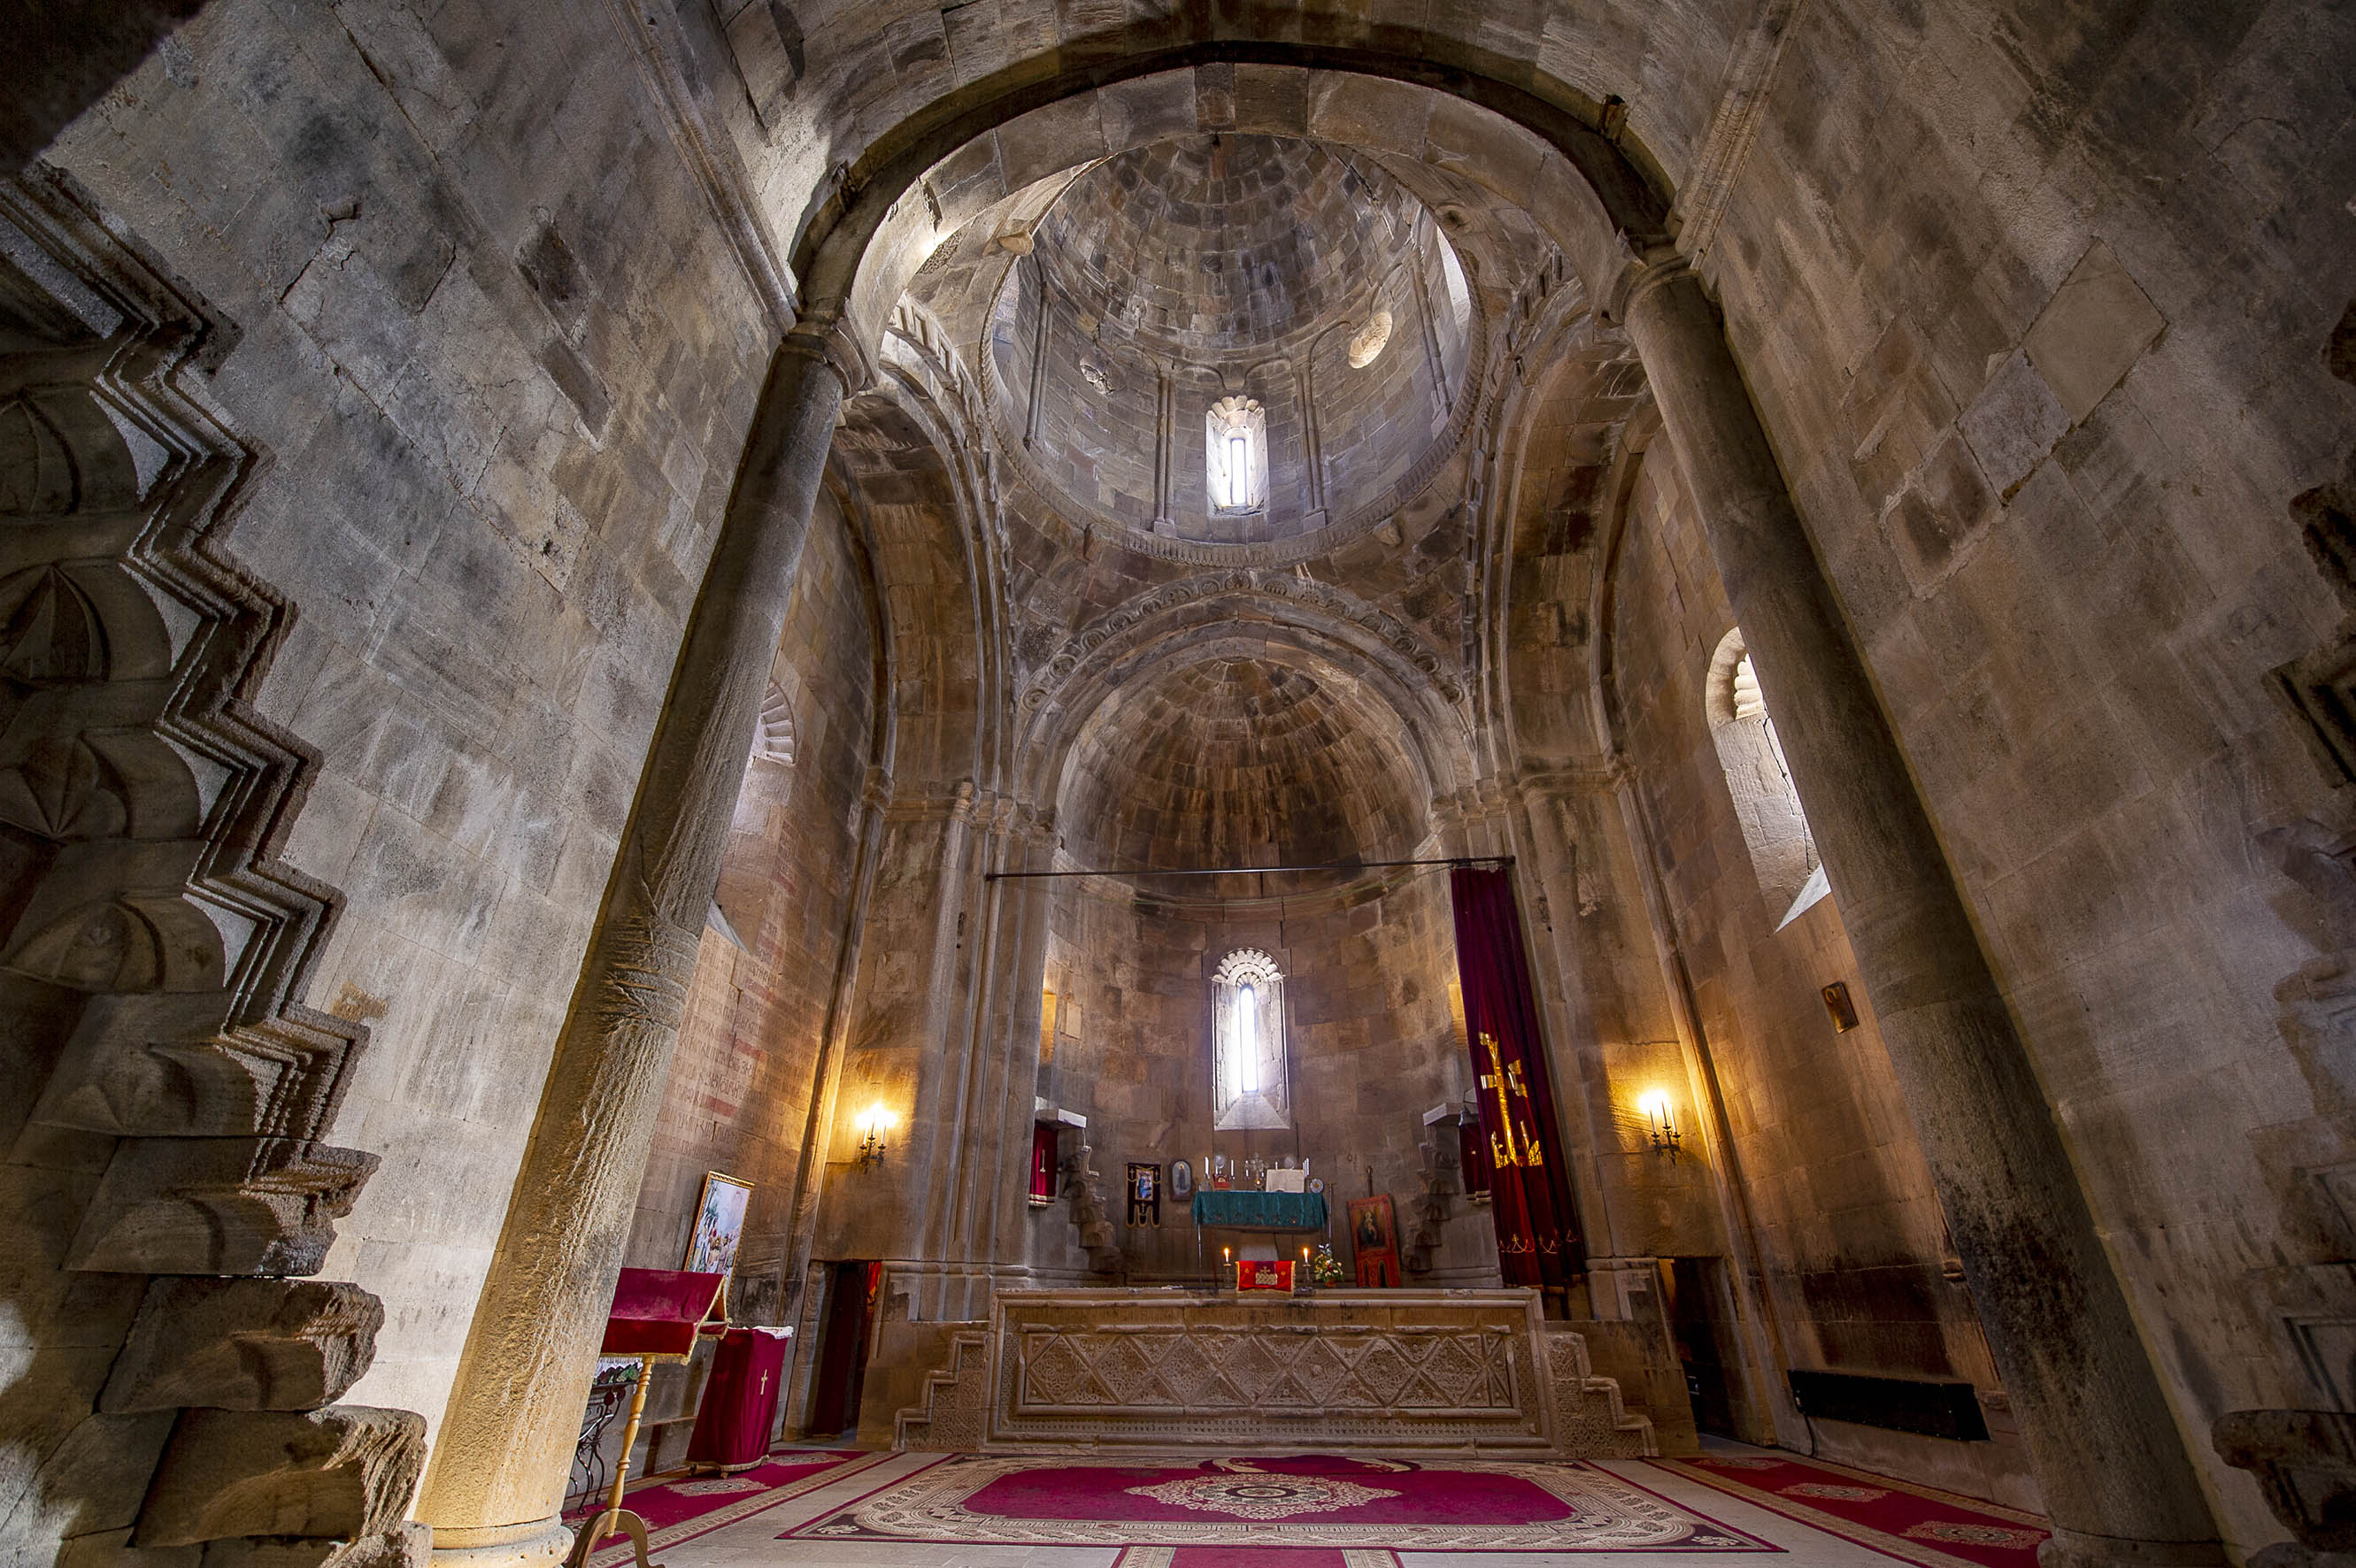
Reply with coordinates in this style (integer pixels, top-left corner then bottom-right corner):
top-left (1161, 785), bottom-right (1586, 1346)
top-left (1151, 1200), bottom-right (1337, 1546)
top-left (1126, 1162), bottom-right (1162, 1226)
top-left (1349, 1194), bottom-right (1400, 1287)
top-left (685, 1172), bottom-right (753, 1276)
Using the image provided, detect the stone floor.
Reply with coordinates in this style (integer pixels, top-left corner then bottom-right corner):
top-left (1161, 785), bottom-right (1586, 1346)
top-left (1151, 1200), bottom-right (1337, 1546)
top-left (631, 1441), bottom-right (2022, 1567)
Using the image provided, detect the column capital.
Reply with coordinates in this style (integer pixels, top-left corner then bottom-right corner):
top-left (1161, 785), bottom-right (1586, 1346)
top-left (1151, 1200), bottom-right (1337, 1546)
top-left (782, 304), bottom-right (874, 397)
top-left (1600, 250), bottom-right (1699, 329)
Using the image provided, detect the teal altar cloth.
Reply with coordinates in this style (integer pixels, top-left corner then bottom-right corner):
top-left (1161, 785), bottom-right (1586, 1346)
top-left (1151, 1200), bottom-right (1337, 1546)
top-left (1191, 1190), bottom-right (1328, 1231)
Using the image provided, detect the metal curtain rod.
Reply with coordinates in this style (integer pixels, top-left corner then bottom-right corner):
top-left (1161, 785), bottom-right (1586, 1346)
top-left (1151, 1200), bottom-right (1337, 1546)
top-left (983, 855), bottom-right (1514, 882)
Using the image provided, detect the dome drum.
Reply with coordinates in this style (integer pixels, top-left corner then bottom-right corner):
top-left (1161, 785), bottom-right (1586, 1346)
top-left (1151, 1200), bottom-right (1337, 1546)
top-left (987, 134), bottom-right (1475, 555)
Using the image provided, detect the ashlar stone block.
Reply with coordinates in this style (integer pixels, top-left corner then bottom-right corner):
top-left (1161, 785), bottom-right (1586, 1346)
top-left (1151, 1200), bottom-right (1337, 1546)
top-left (102, 1278), bottom-right (384, 1414)
top-left (1959, 350), bottom-right (2071, 501)
top-left (135, 1407), bottom-right (427, 1548)
top-left (2023, 241), bottom-right (2167, 425)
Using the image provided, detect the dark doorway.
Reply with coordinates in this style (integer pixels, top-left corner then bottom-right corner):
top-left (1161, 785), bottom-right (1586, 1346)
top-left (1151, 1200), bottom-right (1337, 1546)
top-left (803, 1260), bottom-right (882, 1438)
top-left (1661, 1256), bottom-right (1740, 1438)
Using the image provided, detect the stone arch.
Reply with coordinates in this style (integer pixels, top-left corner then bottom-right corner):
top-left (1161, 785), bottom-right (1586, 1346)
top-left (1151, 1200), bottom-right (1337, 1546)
top-left (828, 357), bottom-right (1009, 795)
top-left (792, 28), bottom-right (1679, 341)
top-left (800, 50), bottom-right (1675, 365)
top-left (751, 680), bottom-right (798, 768)
top-left (1020, 594), bottom-right (1474, 888)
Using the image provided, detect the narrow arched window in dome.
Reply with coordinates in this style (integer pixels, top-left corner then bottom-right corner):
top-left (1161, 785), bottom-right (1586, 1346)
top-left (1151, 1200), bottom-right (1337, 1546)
top-left (1206, 396), bottom-right (1267, 512)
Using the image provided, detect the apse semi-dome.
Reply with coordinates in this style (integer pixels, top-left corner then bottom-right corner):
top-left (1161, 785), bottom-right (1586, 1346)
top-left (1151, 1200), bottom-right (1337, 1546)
top-left (987, 134), bottom-right (1476, 557)
top-left (1059, 653), bottom-right (1432, 873)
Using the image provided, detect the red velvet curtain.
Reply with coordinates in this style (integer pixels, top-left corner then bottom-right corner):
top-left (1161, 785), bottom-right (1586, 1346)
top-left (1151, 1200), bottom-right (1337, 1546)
top-left (1029, 1124), bottom-right (1058, 1207)
top-left (1450, 865), bottom-right (1586, 1289)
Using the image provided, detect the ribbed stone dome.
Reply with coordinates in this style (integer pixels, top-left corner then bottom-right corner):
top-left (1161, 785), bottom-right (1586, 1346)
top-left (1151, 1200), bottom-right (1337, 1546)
top-left (1035, 135), bottom-right (1418, 359)
top-left (987, 134), bottom-right (1477, 554)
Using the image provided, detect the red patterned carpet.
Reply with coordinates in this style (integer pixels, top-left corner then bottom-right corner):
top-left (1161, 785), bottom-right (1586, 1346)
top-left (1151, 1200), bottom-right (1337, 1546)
top-left (1115, 1549), bottom-right (1402, 1566)
top-left (785, 1452), bottom-right (1773, 1551)
top-left (1654, 1453), bottom-right (2047, 1568)
top-left (565, 1449), bottom-right (877, 1567)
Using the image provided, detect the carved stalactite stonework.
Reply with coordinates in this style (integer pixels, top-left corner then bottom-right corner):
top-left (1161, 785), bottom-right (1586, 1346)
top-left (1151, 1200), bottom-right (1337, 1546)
top-left (0, 167), bottom-right (420, 1562)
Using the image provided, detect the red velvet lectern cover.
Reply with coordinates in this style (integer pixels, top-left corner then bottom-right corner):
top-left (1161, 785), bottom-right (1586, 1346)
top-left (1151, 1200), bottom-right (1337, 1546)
top-left (600, 1268), bottom-right (728, 1358)
top-left (686, 1327), bottom-right (792, 1467)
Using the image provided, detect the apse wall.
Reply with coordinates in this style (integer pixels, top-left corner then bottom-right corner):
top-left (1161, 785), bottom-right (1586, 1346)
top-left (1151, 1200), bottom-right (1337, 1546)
top-left (1031, 875), bottom-right (1501, 1287)
top-left (620, 491), bottom-right (876, 1324)
top-left (1607, 452), bottom-right (2034, 1507)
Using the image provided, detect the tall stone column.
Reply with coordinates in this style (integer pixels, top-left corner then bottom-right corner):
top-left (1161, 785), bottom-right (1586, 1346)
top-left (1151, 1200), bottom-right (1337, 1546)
top-left (1620, 263), bottom-right (2219, 1567)
top-left (416, 323), bottom-right (853, 1564)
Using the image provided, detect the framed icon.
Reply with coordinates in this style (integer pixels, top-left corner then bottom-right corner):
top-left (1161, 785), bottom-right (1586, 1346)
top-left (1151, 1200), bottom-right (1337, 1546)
top-left (684, 1172), bottom-right (753, 1275)
top-left (1126, 1162), bottom-right (1162, 1226)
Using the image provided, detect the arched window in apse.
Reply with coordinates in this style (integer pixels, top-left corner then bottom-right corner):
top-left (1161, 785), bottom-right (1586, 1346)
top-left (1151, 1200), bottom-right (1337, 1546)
top-left (1211, 949), bottom-right (1287, 1129)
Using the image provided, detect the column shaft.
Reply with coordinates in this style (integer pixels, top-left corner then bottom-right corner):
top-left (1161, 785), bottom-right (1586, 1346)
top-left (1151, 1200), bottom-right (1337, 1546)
top-left (417, 329), bottom-right (848, 1559)
top-left (1621, 267), bottom-right (2217, 1565)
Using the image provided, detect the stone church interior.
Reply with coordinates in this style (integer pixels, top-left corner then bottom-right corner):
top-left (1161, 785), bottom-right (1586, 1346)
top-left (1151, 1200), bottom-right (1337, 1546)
top-left (4, 0), bottom-right (2354, 1564)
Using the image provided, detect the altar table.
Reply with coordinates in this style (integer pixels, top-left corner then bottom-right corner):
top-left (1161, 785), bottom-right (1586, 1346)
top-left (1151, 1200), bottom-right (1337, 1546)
top-left (1190, 1189), bottom-right (1328, 1230)
top-left (974, 1287), bottom-right (1575, 1454)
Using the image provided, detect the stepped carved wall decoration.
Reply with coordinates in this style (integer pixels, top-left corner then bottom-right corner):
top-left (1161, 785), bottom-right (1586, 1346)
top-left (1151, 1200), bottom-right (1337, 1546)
top-left (0, 166), bottom-right (424, 1564)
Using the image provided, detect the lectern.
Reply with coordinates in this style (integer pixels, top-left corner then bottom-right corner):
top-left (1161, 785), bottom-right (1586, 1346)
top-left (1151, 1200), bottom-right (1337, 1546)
top-left (564, 1268), bottom-right (728, 1568)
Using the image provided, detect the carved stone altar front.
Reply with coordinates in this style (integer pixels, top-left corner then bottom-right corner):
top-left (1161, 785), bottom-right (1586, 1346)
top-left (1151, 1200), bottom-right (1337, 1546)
top-left (927, 1289), bottom-right (1650, 1456)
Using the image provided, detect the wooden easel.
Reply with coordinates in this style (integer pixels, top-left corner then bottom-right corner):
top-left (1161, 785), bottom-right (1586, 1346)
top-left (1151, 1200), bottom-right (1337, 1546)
top-left (563, 1278), bottom-right (728, 1568)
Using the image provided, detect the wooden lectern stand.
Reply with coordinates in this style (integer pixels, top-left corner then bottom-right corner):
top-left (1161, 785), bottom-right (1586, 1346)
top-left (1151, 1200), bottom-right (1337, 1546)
top-left (563, 1268), bottom-right (728, 1568)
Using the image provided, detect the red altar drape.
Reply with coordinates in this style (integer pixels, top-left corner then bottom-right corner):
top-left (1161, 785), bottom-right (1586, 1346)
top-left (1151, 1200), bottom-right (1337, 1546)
top-left (1450, 865), bottom-right (1586, 1289)
top-left (686, 1326), bottom-right (791, 1468)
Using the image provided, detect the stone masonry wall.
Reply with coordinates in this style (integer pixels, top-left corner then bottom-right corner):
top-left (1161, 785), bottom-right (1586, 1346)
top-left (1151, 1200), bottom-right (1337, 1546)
top-left (41, 0), bottom-right (774, 1454)
top-left (1691, 0), bottom-right (2356, 1541)
top-left (1608, 453), bottom-right (2034, 1507)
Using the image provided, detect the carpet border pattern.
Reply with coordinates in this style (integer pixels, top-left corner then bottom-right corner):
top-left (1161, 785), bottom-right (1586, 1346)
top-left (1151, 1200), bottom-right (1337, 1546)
top-left (1651, 1455), bottom-right (2046, 1568)
top-left (785, 1453), bottom-right (1779, 1550)
top-left (581, 1450), bottom-right (889, 1568)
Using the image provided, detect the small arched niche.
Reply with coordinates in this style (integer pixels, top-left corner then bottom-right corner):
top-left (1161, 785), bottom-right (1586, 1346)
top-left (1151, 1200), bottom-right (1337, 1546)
top-left (1705, 627), bottom-right (1828, 928)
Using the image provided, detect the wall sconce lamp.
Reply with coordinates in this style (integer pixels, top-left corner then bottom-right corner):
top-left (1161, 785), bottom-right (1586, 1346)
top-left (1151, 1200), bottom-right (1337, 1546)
top-left (853, 1105), bottom-right (894, 1171)
top-left (1637, 1090), bottom-right (1682, 1161)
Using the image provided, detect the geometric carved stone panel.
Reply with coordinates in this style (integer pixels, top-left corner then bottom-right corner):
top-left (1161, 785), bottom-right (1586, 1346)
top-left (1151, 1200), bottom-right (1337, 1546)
top-left (984, 1290), bottom-right (1564, 1454)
